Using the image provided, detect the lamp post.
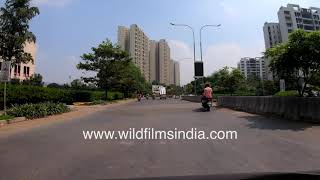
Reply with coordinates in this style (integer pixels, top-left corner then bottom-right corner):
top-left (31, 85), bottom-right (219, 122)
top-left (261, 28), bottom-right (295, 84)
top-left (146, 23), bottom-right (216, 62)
top-left (170, 23), bottom-right (197, 95)
top-left (199, 24), bottom-right (221, 62)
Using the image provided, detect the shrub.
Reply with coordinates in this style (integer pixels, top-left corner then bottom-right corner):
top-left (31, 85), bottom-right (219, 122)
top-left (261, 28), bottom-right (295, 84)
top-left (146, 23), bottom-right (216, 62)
top-left (0, 84), bottom-right (124, 109)
top-left (7, 102), bottom-right (70, 119)
top-left (274, 90), bottom-right (299, 97)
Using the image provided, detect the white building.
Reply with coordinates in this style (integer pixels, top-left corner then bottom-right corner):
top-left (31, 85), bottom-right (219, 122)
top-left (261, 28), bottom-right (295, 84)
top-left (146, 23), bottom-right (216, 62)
top-left (263, 4), bottom-right (320, 80)
top-left (238, 57), bottom-right (266, 80)
top-left (278, 4), bottom-right (320, 42)
top-left (263, 22), bottom-right (282, 49)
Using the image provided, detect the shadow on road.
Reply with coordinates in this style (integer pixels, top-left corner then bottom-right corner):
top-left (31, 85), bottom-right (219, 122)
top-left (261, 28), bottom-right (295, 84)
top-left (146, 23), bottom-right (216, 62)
top-left (239, 115), bottom-right (318, 131)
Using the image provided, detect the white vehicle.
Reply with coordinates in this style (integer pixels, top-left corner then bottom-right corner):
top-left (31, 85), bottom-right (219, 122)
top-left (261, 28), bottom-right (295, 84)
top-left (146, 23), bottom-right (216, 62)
top-left (159, 86), bottom-right (166, 99)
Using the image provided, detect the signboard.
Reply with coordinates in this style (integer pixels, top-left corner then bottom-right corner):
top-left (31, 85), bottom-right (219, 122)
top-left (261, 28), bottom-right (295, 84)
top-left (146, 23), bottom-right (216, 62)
top-left (0, 61), bottom-right (11, 82)
top-left (194, 61), bottom-right (203, 78)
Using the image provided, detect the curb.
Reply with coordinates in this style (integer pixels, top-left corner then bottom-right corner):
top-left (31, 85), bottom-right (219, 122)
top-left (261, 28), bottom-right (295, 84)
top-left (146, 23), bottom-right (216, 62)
top-left (0, 117), bottom-right (27, 128)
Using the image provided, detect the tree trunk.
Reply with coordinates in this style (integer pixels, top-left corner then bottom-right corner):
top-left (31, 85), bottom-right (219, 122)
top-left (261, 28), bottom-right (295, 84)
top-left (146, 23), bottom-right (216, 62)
top-left (105, 89), bottom-right (108, 101)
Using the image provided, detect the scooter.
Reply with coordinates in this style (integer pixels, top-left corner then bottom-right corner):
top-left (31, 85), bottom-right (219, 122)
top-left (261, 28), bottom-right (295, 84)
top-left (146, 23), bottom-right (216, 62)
top-left (201, 97), bottom-right (213, 111)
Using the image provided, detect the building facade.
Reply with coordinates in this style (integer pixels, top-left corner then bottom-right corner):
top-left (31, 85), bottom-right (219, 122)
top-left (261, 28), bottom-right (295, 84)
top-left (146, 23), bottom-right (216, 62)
top-left (278, 4), bottom-right (320, 42)
top-left (118, 24), bottom-right (177, 86)
top-left (149, 40), bottom-right (158, 83)
top-left (118, 24), bottom-right (150, 82)
top-left (158, 39), bottom-right (170, 85)
top-left (263, 22), bottom-right (282, 49)
top-left (0, 42), bottom-right (36, 81)
top-left (263, 4), bottom-right (320, 80)
top-left (169, 59), bottom-right (180, 86)
top-left (238, 57), bottom-right (266, 80)
top-left (174, 60), bottom-right (180, 86)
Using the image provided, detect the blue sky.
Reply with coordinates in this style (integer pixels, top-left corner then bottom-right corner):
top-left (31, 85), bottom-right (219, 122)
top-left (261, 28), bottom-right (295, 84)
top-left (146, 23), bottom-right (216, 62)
top-left (1, 0), bottom-right (320, 85)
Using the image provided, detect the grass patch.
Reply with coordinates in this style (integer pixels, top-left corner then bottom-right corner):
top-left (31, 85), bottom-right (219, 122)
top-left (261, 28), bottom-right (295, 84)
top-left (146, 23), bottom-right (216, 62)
top-left (87, 100), bottom-right (108, 105)
top-left (7, 102), bottom-right (70, 119)
top-left (274, 90), bottom-right (299, 97)
top-left (0, 114), bottom-right (14, 121)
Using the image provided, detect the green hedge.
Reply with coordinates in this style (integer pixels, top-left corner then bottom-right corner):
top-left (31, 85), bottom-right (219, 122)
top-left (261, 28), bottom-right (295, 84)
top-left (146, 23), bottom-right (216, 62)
top-left (274, 90), bottom-right (299, 97)
top-left (7, 102), bottom-right (70, 119)
top-left (0, 84), bottom-right (124, 109)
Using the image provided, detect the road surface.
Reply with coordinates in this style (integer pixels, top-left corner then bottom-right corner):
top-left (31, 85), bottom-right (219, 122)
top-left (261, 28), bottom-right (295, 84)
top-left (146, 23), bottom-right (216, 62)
top-left (0, 99), bottom-right (320, 180)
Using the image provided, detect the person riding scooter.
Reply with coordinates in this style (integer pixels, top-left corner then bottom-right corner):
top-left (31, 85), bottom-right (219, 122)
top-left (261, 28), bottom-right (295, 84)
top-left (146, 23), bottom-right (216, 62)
top-left (201, 83), bottom-right (213, 111)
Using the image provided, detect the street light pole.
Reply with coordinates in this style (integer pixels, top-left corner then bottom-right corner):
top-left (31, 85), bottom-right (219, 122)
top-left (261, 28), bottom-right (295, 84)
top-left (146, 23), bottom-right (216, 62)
top-left (199, 24), bottom-right (221, 62)
top-left (170, 23), bottom-right (197, 95)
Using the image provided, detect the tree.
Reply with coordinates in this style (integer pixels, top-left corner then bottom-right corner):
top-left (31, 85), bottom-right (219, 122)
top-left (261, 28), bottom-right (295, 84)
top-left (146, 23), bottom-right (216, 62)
top-left (77, 39), bottom-right (148, 98)
top-left (0, 0), bottom-right (39, 64)
top-left (47, 83), bottom-right (62, 88)
top-left (70, 79), bottom-right (84, 89)
top-left (265, 30), bottom-right (320, 96)
top-left (23, 73), bottom-right (43, 86)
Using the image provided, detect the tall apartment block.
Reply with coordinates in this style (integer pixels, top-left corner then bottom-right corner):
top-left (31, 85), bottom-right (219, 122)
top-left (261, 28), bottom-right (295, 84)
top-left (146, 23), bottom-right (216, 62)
top-left (149, 40), bottom-right (158, 83)
top-left (278, 4), bottom-right (320, 42)
top-left (174, 60), bottom-right (180, 86)
top-left (158, 39), bottom-right (170, 85)
top-left (169, 59), bottom-right (180, 86)
top-left (238, 57), bottom-right (266, 80)
top-left (118, 24), bottom-right (180, 86)
top-left (0, 42), bottom-right (36, 81)
top-left (264, 4), bottom-right (320, 48)
top-left (118, 24), bottom-right (150, 82)
top-left (263, 4), bottom-right (320, 80)
top-left (263, 22), bottom-right (282, 49)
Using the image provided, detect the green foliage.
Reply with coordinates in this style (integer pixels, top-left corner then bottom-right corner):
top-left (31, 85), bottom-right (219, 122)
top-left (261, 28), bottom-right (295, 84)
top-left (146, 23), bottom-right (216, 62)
top-left (166, 85), bottom-right (183, 96)
top-left (0, 84), bottom-right (124, 109)
top-left (274, 90), bottom-right (299, 97)
top-left (7, 102), bottom-right (70, 119)
top-left (204, 67), bottom-right (246, 95)
top-left (22, 73), bottom-right (44, 86)
top-left (0, 0), bottom-right (39, 64)
top-left (0, 114), bottom-right (14, 120)
top-left (265, 30), bottom-right (320, 96)
top-left (78, 39), bottom-right (150, 98)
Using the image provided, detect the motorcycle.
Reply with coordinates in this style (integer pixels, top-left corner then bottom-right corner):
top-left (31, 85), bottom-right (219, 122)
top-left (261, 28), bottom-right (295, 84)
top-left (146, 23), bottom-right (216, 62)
top-left (201, 96), bottom-right (213, 111)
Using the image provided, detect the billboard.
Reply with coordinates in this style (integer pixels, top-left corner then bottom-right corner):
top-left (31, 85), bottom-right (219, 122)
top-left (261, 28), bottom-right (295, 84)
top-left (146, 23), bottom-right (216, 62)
top-left (194, 61), bottom-right (203, 78)
top-left (0, 61), bottom-right (11, 82)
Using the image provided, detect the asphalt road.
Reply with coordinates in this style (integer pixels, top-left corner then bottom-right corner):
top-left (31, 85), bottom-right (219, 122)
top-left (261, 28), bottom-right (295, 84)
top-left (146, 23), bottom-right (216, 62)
top-left (0, 99), bottom-right (320, 180)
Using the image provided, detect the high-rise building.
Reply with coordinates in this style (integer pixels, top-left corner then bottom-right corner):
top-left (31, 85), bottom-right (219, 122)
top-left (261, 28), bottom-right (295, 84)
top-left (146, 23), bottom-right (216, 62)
top-left (118, 25), bottom-right (174, 85)
top-left (264, 4), bottom-right (320, 48)
top-left (278, 4), bottom-right (320, 42)
top-left (263, 22), bottom-right (282, 49)
top-left (158, 39), bottom-right (170, 85)
top-left (117, 26), bottom-right (130, 52)
top-left (149, 40), bottom-right (158, 83)
top-left (174, 61), bottom-right (180, 86)
top-left (238, 57), bottom-right (266, 80)
top-left (169, 60), bottom-right (175, 85)
top-left (263, 4), bottom-right (320, 80)
top-left (169, 59), bottom-right (180, 86)
top-left (118, 24), bottom-right (150, 81)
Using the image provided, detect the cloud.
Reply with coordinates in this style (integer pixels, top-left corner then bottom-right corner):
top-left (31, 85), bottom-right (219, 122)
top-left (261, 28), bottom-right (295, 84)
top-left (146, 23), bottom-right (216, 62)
top-left (168, 40), bottom-right (264, 85)
top-left (219, 1), bottom-right (237, 17)
top-left (32, 0), bottom-right (72, 7)
top-left (168, 40), bottom-right (194, 86)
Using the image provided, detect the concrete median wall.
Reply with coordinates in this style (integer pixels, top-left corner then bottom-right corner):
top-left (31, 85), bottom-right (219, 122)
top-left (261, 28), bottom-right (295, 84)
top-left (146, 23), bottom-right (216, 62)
top-left (181, 96), bottom-right (202, 103)
top-left (217, 96), bottom-right (320, 122)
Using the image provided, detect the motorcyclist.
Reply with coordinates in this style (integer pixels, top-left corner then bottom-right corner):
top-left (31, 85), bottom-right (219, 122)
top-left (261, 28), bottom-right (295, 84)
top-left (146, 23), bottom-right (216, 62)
top-left (202, 83), bottom-right (213, 111)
